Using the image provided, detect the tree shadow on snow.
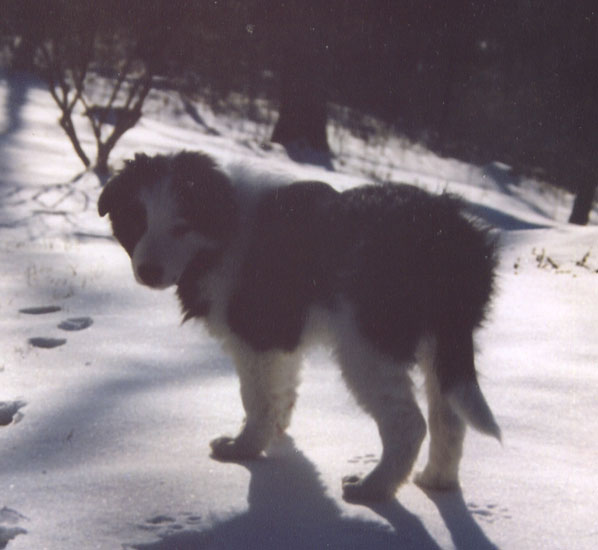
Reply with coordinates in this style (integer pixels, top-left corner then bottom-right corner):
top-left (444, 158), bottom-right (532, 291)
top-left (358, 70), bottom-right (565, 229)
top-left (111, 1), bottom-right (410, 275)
top-left (0, 69), bottom-right (32, 225)
top-left (0, 69), bottom-right (31, 145)
top-left (464, 200), bottom-right (549, 231)
top-left (129, 436), bottom-right (444, 550)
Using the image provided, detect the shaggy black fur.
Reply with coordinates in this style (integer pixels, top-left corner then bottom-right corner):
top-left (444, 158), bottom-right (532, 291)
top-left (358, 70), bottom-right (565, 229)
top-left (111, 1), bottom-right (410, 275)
top-left (227, 181), bottom-right (339, 351)
top-left (225, 181), bottom-right (496, 389)
top-left (330, 184), bottom-right (496, 388)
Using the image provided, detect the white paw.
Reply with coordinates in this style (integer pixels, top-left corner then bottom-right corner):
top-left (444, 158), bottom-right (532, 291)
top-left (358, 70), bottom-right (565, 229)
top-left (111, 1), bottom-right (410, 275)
top-left (414, 469), bottom-right (460, 491)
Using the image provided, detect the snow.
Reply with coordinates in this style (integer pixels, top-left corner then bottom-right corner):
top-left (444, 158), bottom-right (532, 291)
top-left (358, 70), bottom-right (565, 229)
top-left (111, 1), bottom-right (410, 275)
top-left (1, 70), bottom-right (598, 549)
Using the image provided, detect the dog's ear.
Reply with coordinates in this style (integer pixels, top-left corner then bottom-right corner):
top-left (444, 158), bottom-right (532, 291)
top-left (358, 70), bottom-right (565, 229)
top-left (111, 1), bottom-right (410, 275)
top-left (173, 152), bottom-right (238, 241)
top-left (98, 155), bottom-right (151, 217)
top-left (98, 171), bottom-right (127, 217)
top-left (98, 174), bottom-right (119, 217)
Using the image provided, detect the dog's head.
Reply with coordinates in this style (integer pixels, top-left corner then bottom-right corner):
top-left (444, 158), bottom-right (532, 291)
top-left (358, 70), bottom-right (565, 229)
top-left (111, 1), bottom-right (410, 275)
top-left (98, 152), bottom-right (237, 289)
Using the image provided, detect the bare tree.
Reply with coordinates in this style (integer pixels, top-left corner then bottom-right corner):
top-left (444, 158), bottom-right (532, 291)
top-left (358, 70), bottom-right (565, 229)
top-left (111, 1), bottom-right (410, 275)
top-left (271, 45), bottom-right (330, 155)
top-left (80, 61), bottom-right (152, 175)
top-left (39, 36), bottom-right (93, 170)
top-left (254, 1), bottom-right (332, 158)
top-left (38, 24), bottom-right (153, 175)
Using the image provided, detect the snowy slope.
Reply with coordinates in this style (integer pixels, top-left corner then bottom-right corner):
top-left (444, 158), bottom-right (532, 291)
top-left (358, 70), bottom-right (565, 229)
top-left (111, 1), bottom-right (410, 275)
top-left (1, 71), bottom-right (597, 550)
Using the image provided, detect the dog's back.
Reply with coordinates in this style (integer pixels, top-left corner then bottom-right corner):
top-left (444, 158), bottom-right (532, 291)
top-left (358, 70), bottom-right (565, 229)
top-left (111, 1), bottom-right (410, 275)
top-left (228, 181), bottom-right (496, 383)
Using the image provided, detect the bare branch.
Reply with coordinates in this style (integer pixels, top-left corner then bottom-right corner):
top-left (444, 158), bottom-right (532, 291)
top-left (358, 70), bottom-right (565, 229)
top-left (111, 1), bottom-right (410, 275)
top-left (40, 43), bottom-right (64, 108)
top-left (79, 94), bottom-right (102, 141)
top-left (107, 57), bottom-right (133, 109)
top-left (37, 20), bottom-right (154, 175)
top-left (39, 37), bottom-right (91, 169)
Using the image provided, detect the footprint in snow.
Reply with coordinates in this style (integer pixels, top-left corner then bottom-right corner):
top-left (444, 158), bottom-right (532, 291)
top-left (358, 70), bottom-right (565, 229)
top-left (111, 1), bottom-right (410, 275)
top-left (20, 306), bottom-right (67, 348)
top-left (28, 337), bottom-right (67, 349)
top-left (18, 305), bottom-right (62, 315)
top-left (136, 513), bottom-right (203, 537)
top-left (58, 317), bottom-right (93, 331)
top-left (0, 507), bottom-right (27, 549)
top-left (0, 401), bottom-right (26, 426)
top-left (22, 305), bottom-right (93, 347)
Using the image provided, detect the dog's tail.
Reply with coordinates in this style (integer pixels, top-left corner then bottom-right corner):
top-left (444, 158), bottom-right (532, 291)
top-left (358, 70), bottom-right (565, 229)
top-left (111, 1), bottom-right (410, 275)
top-left (446, 379), bottom-right (501, 441)
top-left (434, 329), bottom-right (501, 441)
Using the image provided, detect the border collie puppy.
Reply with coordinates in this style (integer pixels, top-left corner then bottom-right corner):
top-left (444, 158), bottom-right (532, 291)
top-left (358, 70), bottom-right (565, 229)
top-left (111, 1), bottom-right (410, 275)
top-left (98, 151), bottom-right (500, 502)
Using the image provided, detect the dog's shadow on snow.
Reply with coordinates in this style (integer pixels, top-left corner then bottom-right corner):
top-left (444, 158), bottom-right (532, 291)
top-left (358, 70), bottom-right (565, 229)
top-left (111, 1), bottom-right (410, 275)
top-left (418, 489), bottom-right (500, 550)
top-left (129, 436), bottom-right (496, 550)
top-left (368, 489), bottom-right (499, 550)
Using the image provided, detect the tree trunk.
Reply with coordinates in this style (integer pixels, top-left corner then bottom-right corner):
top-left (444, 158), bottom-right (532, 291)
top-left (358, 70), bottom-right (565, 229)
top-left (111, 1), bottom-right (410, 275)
top-left (271, 46), bottom-right (330, 154)
top-left (569, 179), bottom-right (597, 225)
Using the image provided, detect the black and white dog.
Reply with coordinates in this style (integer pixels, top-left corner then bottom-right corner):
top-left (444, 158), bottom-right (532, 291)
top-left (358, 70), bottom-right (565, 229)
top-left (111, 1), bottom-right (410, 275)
top-left (99, 151), bottom-right (500, 502)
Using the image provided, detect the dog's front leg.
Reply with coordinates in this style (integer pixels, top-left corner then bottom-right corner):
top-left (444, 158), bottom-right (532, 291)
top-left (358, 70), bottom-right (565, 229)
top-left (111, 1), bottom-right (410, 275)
top-left (211, 348), bottom-right (301, 461)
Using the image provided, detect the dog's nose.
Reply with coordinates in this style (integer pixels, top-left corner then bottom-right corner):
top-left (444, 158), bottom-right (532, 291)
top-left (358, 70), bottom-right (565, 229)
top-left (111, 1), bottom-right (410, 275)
top-left (137, 264), bottom-right (164, 287)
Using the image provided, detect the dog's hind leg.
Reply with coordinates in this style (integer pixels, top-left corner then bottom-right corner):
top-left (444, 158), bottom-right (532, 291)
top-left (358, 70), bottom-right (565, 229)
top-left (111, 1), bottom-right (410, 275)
top-left (337, 340), bottom-right (426, 502)
top-left (210, 348), bottom-right (301, 461)
top-left (414, 335), bottom-right (466, 490)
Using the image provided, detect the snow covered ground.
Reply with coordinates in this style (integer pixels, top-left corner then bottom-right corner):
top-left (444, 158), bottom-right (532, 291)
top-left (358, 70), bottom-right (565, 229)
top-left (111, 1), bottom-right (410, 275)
top-left (1, 71), bottom-right (597, 550)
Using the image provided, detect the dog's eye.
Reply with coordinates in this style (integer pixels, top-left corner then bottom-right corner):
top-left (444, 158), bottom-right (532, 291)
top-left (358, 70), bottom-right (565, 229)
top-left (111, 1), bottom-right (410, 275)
top-left (171, 223), bottom-right (192, 237)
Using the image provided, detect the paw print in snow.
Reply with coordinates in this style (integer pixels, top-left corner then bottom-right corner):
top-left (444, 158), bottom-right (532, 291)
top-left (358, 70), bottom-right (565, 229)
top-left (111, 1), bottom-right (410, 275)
top-left (467, 502), bottom-right (512, 523)
top-left (0, 401), bottom-right (26, 426)
top-left (138, 512), bottom-right (203, 538)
